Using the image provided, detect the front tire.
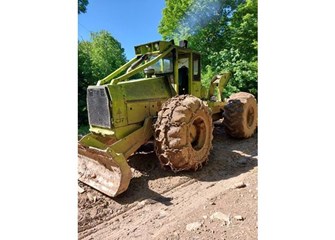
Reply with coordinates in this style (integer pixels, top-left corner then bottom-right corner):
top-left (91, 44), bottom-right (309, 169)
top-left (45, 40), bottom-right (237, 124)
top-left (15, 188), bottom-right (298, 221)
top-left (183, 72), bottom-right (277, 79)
top-left (154, 95), bottom-right (213, 172)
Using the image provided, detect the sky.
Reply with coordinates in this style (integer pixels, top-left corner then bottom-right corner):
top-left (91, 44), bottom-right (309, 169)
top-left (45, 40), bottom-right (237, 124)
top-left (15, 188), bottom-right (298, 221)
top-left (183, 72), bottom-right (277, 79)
top-left (78, 0), bottom-right (166, 60)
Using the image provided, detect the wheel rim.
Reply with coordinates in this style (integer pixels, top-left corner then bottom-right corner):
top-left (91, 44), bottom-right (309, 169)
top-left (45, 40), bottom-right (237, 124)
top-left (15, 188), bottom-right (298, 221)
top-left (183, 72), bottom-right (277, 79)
top-left (190, 116), bottom-right (206, 151)
top-left (247, 106), bottom-right (255, 128)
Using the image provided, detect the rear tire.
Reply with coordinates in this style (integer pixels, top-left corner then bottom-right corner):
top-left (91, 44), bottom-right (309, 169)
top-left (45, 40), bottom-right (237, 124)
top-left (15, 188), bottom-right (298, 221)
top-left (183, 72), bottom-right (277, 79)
top-left (223, 92), bottom-right (257, 138)
top-left (154, 95), bottom-right (213, 172)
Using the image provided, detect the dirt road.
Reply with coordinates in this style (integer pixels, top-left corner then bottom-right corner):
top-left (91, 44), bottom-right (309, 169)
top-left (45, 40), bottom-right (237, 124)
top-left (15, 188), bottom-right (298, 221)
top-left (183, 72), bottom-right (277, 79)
top-left (78, 123), bottom-right (258, 239)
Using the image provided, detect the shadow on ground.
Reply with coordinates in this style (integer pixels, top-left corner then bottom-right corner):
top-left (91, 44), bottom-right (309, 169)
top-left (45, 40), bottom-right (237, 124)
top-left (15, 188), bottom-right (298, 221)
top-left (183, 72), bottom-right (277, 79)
top-left (113, 125), bottom-right (258, 205)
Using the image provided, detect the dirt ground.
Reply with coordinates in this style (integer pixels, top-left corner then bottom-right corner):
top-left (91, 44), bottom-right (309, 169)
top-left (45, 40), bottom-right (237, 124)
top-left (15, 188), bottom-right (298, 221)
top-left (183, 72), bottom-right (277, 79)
top-left (78, 122), bottom-right (258, 240)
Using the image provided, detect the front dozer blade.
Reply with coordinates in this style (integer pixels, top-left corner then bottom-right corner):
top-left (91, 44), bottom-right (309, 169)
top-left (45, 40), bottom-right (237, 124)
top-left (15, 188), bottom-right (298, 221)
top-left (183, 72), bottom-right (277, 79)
top-left (78, 144), bottom-right (132, 197)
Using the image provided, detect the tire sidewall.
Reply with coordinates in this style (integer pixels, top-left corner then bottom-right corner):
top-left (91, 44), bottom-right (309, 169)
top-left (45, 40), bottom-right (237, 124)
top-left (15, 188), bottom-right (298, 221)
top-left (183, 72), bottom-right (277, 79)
top-left (187, 106), bottom-right (212, 163)
top-left (242, 97), bottom-right (258, 135)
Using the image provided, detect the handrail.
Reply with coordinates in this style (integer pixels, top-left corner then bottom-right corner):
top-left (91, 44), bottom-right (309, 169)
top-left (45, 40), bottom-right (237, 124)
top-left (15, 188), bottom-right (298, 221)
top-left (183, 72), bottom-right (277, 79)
top-left (96, 46), bottom-right (174, 85)
top-left (97, 56), bottom-right (138, 86)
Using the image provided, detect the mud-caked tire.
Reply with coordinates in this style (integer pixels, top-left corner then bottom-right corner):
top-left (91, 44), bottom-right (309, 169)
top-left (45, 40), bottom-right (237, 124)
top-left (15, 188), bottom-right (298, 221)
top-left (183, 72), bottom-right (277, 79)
top-left (223, 92), bottom-right (257, 138)
top-left (154, 95), bottom-right (213, 172)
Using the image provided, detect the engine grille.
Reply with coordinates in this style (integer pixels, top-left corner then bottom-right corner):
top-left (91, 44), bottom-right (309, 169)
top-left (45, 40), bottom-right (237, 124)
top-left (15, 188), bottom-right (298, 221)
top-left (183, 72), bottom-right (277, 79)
top-left (87, 86), bottom-right (111, 128)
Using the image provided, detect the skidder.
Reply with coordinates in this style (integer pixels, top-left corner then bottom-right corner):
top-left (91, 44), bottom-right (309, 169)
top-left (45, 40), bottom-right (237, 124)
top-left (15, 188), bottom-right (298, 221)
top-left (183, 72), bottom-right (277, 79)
top-left (78, 40), bottom-right (257, 196)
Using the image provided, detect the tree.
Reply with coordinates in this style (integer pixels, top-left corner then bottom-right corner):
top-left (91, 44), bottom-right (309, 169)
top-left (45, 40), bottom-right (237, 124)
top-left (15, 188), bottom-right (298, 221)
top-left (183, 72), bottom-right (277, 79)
top-left (206, 48), bottom-right (258, 98)
top-left (78, 31), bottom-right (127, 128)
top-left (89, 31), bottom-right (127, 80)
top-left (78, 0), bottom-right (89, 14)
top-left (159, 0), bottom-right (244, 66)
top-left (78, 41), bottom-right (93, 129)
top-left (206, 0), bottom-right (258, 98)
top-left (159, 0), bottom-right (192, 40)
top-left (159, 0), bottom-right (258, 97)
top-left (226, 0), bottom-right (258, 62)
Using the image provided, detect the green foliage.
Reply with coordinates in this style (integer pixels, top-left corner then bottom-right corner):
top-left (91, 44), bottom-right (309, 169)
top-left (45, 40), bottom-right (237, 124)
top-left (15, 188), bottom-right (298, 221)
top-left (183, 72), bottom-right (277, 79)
top-left (207, 49), bottom-right (258, 98)
top-left (89, 31), bottom-right (127, 80)
top-left (160, 0), bottom-right (243, 66)
top-left (227, 0), bottom-right (258, 62)
top-left (78, 125), bottom-right (90, 136)
top-left (78, 31), bottom-right (127, 127)
top-left (78, 41), bottom-right (93, 127)
top-left (159, 0), bottom-right (193, 40)
top-left (201, 65), bottom-right (215, 90)
top-left (78, 0), bottom-right (89, 14)
top-left (160, 0), bottom-right (258, 97)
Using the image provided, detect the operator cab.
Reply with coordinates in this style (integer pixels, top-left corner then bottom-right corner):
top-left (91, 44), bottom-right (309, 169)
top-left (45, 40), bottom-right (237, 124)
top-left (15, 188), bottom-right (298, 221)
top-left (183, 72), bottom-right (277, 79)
top-left (176, 52), bottom-right (201, 95)
top-left (139, 40), bottom-right (202, 97)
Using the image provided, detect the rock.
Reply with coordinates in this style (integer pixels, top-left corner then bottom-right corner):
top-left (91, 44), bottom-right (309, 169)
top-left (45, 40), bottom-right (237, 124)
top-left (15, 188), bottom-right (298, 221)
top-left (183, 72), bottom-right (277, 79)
top-left (87, 193), bottom-right (94, 201)
top-left (234, 215), bottom-right (244, 221)
top-left (157, 210), bottom-right (168, 219)
top-left (210, 212), bottom-right (230, 223)
top-left (86, 193), bottom-right (97, 202)
top-left (203, 215), bottom-right (208, 219)
top-left (138, 200), bottom-right (147, 207)
top-left (78, 186), bottom-right (85, 194)
top-left (237, 157), bottom-right (248, 164)
top-left (210, 201), bottom-right (216, 205)
top-left (233, 182), bottom-right (246, 189)
top-left (186, 222), bottom-right (202, 231)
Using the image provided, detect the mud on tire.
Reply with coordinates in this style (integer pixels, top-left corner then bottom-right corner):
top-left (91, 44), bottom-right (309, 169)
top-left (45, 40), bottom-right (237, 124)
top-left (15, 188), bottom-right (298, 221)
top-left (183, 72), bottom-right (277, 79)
top-left (223, 92), bottom-right (257, 138)
top-left (154, 95), bottom-right (213, 172)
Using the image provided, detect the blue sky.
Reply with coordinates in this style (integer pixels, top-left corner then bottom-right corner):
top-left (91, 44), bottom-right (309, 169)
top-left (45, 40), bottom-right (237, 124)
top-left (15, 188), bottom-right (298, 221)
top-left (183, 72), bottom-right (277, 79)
top-left (78, 0), bottom-right (166, 60)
